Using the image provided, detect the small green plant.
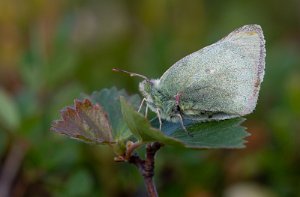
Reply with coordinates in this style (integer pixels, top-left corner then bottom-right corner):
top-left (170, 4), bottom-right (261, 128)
top-left (51, 87), bottom-right (249, 197)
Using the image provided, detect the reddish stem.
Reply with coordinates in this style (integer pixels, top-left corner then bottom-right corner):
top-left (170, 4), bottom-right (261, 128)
top-left (128, 142), bottom-right (161, 197)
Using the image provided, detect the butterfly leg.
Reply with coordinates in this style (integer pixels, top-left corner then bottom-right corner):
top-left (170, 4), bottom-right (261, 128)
top-left (145, 104), bottom-right (148, 118)
top-left (138, 98), bottom-right (146, 113)
top-left (176, 114), bottom-right (193, 137)
top-left (156, 108), bottom-right (162, 130)
top-left (138, 98), bottom-right (149, 118)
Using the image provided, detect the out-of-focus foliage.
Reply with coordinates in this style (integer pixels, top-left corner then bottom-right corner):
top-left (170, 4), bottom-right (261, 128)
top-left (0, 0), bottom-right (299, 196)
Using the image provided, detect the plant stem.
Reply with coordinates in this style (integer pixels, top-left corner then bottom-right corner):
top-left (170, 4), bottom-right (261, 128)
top-left (0, 138), bottom-right (29, 197)
top-left (128, 142), bottom-right (162, 197)
top-left (143, 176), bottom-right (157, 197)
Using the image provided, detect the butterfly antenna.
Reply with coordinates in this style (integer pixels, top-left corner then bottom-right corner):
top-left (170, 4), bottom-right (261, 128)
top-left (112, 68), bottom-right (149, 81)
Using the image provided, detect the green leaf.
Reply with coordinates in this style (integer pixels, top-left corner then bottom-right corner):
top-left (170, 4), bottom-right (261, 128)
top-left (0, 88), bottom-right (20, 131)
top-left (152, 117), bottom-right (249, 149)
top-left (51, 99), bottom-right (114, 144)
top-left (88, 87), bottom-right (141, 142)
top-left (120, 97), bottom-right (183, 146)
top-left (120, 96), bottom-right (249, 149)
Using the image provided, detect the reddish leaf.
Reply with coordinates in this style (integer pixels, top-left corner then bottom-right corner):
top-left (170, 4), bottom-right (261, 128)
top-left (51, 99), bottom-right (114, 144)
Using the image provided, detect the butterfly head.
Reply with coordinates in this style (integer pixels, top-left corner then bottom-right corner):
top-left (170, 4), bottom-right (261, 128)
top-left (139, 79), bottom-right (159, 107)
top-left (112, 68), bottom-right (180, 122)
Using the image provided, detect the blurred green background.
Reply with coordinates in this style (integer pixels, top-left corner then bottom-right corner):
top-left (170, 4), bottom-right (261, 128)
top-left (0, 0), bottom-right (299, 196)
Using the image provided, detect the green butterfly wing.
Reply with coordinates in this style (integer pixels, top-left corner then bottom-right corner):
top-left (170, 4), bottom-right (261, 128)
top-left (158, 24), bottom-right (265, 116)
